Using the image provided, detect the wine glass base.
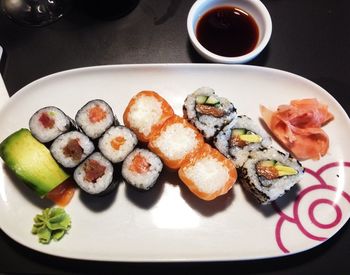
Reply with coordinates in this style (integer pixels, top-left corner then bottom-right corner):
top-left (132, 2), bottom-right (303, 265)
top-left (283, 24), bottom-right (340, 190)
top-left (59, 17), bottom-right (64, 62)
top-left (1, 0), bottom-right (71, 27)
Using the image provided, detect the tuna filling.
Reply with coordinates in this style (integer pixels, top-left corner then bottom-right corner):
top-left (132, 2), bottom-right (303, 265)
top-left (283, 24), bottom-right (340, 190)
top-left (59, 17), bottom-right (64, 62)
top-left (63, 138), bottom-right (84, 161)
top-left (83, 159), bottom-right (106, 183)
top-left (39, 112), bottom-right (55, 129)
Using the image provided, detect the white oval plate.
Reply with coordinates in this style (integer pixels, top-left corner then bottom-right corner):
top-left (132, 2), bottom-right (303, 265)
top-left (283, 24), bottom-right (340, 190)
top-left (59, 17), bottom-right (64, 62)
top-left (0, 64), bottom-right (349, 261)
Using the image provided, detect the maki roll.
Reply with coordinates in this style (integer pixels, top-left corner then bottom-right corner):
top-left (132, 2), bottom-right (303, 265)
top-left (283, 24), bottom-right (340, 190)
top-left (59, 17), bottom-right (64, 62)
top-left (214, 115), bottom-right (272, 167)
top-left (75, 99), bottom-right (116, 139)
top-left (74, 152), bottom-right (115, 195)
top-left (98, 126), bottom-right (138, 163)
top-left (123, 91), bottom-right (174, 142)
top-left (122, 148), bottom-right (163, 190)
top-left (178, 144), bottom-right (237, 201)
top-left (148, 115), bottom-right (204, 169)
top-left (183, 87), bottom-right (236, 140)
top-left (240, 147), bottom-right (304, 204)
top-left (50, 131), bottom-right (95, 168)
top-left (29, 106), bottom-right (73, 143)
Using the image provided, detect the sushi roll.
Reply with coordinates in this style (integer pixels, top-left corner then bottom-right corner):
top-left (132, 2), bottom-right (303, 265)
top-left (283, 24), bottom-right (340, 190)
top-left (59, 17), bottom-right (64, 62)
top-left (178, 144), bottom-right (237, 201)
top-left (148, 115), bottom-right (204, 169)
top-left (183, 87), bottom-right (237, 141)
top-left (240, 147), bottom-right (304, 204)
top-left (214, 115), bottom-right (272, 167)
top-left (122, 148), bottom-right (163, 190)
top-left (98, 126), bottom-right (138, 163)
top-left (74, 152), bottom-right (115, 195)
top-left (50, 131), bottom-right (95, 168)
top-left (75, 99), bottom-right (116, 139)
top-left (123, 91), bottom-right (174, 142)
top-left (29, 106), bottom-right (73, 143)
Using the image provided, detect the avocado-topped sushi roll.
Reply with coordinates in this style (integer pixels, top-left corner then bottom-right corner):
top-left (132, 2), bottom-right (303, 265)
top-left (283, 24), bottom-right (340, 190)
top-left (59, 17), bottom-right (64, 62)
top-left (178, 144), bottom-right (237, 201)
top-left (214, 115), bottom-right (272, 167)
top-left (75, 99), bottom-right (115, 139)
top-left (183, 87), bottom-right (236, 140)
top-left (50, 131), bottom-right (95, 168)
top-left (29, 106), bottom-right (73, 143)
top-left (122, 148), bottom-right (163, 190)
top-left (148, 115), bottom-right (204, 169)
top-left (123, 91), bottom-right (174, 142)
top-left (240, 147), bottom-right (304, 204)
top-left (98, 126), bottom-right (138, 163)
top-left (74, 152), bottom-right (115, 195)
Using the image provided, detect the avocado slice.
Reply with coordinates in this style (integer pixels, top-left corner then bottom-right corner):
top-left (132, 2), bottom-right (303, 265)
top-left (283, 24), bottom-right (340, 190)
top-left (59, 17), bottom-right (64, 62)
top-left (0, 129), bottom-right (69, 197)
top-left (232, 129), bottom-right (262, 143)
top-left (275, 165), bottom-right (298, 176)
top-left (240, 134), bottom-right (263, 143)
top-left (258, 160), bottom-right (297, 176)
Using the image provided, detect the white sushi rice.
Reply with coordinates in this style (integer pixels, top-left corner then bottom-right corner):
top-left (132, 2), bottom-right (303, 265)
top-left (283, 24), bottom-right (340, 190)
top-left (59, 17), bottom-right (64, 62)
top-left (127, 94), bottom-right (163, 136)
top-left (50, 131), bottom-right (95, 168)
top-left (214, 115), bottom-right (272, 167)
top-left (29, 106), bottom-right (71, 143)
top-left (182, 156), bottom-right (230, 194)
top-left (75, 100), bottom-right (114, 139)
top-left (74, 152), bottom-right (114, 195)
top-left (122, 148), bottom-right (163, 190)
top-left (183, 87), bottom-right (236, 140)
top-left (241, 147), bottom-right (304, 204)
top-left (152, 122), bottom-right (199, 160)
top-left (98, 126), bottom-right (138, 163)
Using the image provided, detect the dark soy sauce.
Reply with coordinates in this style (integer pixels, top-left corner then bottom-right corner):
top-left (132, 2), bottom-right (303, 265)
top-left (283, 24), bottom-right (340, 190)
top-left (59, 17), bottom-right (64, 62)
top-left (196, 6), bottom-right (259, 57)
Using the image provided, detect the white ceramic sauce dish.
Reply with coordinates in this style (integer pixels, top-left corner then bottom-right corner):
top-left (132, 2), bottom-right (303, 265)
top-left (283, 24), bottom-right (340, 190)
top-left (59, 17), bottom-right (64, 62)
top-left (187, 0), bottom-right (272, 63)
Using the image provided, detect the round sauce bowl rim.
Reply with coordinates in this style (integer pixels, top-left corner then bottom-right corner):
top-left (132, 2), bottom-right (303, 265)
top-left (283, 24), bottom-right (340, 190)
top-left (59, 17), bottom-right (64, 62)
top-left (187, 0), bottom-right (272, 64)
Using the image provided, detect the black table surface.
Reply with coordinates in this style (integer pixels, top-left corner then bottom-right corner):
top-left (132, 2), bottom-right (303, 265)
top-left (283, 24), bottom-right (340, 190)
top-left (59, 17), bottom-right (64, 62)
top-left (1, 0), bottom-right (350, 274)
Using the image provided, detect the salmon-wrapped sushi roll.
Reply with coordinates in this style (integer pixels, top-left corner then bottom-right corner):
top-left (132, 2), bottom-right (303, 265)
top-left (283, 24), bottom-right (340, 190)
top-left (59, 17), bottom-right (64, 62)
top-left (178, 144), bottom-right (237, 201)
top-left (148, 115), bottom-right (204, 169)
top-left (123, 91), bottom-right (174, 142)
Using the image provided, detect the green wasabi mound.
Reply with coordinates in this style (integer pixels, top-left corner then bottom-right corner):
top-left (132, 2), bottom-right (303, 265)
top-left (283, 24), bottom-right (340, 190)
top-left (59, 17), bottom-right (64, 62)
top-left (31, 207), bottom-right (71, 244)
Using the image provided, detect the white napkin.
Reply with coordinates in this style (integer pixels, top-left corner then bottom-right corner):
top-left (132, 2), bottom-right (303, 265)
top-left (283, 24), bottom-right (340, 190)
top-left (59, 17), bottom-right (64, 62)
top-left (0, 46), bottom-right (9, 111)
